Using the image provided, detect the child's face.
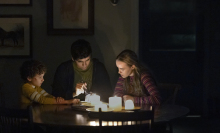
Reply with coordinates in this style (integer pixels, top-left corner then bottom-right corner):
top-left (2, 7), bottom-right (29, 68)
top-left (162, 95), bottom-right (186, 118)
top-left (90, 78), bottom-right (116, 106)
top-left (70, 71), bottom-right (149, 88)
top-left (116, 60), bottom-right (135, 78)
top-left (27, 73), bottom-right (45, 87)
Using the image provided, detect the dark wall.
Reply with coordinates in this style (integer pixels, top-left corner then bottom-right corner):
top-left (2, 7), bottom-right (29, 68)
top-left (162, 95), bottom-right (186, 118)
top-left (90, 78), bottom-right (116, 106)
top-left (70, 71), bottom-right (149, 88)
top-left (206, 0), bottom-right (220, 116)
top-left (0, 0), bottom-right (138, 106)
top-left (139, 0), bottom-right (220, 116)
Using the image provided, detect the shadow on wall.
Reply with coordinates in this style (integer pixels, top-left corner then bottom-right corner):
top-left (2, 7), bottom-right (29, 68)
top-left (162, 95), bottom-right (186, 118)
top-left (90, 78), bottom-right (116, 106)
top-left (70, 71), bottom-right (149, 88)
top-left (91, 0), bottom-right (135, 90)
top-left (0, 59), bottom-right (26, 106)
top-left (93, 20), bottom-right (120, 90)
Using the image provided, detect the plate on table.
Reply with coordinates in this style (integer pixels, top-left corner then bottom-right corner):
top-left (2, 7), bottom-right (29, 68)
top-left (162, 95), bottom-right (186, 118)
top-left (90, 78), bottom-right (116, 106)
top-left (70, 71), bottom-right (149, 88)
top-left (121, 106), bottom-right (141, 111)
top-left (79, 101), bottom-right (108, 107)
top-left (86, 108), bottom-right (113, 112)
top-left (81, 102), bottom-right (94, 107)
top-left (71, 101), bottom-right (93, 111)
top-left (72, 101), bottom-right (94, 107)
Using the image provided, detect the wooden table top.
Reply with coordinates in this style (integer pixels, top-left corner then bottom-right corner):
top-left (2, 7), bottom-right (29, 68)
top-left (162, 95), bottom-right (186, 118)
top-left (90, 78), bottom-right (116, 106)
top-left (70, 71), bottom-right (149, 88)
top-left (16, 103), bottom-right (189, 127)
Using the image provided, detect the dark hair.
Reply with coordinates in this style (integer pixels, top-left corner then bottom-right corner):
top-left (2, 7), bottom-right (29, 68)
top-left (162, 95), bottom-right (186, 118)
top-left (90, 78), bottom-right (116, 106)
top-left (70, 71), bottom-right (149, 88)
top-left (20, 60), bottom-right (47, 81)
top-left (71, 39), bottom-right (92, 60)
top-left (116, 49), bottom-right (140, 69)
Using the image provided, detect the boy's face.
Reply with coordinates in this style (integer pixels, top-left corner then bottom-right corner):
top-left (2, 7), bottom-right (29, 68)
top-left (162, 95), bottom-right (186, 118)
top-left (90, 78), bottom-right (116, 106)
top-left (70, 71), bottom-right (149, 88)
top-left (74, 56), bottom-right (91, 70)
top-left (27, 73), bottom-right (45, 87)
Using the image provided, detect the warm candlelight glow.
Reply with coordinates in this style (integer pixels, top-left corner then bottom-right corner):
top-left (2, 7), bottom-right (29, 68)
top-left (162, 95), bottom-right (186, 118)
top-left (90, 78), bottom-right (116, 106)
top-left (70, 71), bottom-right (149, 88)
top-left (108, 121), bottom-right (113, 126)
top-left (76, 114), bottom-right (85, 124)
top-left (127, 121), bottom-right (132, 125)
top-left (109, 96), bottom-right (122, 111)
top-left (89, 121), bottom-right (97, 126)
top-left (89, 121), bottom-right (124, 126)
top-left (125, 100), bottom-right (134, 110)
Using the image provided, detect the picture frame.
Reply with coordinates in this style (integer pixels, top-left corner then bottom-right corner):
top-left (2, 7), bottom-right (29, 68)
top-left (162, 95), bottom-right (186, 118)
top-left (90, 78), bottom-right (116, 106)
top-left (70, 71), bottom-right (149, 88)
top-left (0, 0), bottom-right (32, 6)
top-left (47, 0), bottom-right (94, 35)
top-left (0, 15), bottom-right (32, 57)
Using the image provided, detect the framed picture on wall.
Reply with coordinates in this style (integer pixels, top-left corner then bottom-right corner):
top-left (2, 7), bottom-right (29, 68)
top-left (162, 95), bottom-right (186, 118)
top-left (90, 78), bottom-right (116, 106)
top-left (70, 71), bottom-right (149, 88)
top-left (0, 0), bottom-right (32, 6)
top-left (0, 15), bottom-right (32, 57)
top-left (47, 0), bottom-right (94, 35)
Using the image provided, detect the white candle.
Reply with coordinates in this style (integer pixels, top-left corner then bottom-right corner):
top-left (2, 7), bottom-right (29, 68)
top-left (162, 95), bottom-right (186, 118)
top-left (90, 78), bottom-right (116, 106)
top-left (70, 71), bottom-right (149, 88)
top-left (85, 94), bottom-right (90, 102)
top-left (90, 94), bottom-right (100, 105)
top-left (95, 103), bottom-right (107, 111)
top-left (125, 100), bottom-right (134, 110)
top-left (109, 96), bottom-right (122, 111)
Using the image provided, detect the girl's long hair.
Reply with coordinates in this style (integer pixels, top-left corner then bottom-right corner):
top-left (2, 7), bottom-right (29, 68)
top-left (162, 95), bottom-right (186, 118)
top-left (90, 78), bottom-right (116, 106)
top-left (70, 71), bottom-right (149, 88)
top-left (116, 49), bottom-right (147, 96)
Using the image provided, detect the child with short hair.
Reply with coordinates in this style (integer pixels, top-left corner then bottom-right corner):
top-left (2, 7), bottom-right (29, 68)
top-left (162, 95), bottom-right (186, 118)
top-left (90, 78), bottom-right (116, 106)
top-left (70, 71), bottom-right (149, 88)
top-left (20, 60), bottom-right (79, 104)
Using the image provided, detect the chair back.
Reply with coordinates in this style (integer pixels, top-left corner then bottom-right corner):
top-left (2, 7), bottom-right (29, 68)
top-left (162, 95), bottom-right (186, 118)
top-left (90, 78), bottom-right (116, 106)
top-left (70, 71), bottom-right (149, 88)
top-left (0, 105), bottom-right (33, 133)
top-left (98, 106), bottom-right (154, 133)
top-left (157, 83), bottom-right (181, 105)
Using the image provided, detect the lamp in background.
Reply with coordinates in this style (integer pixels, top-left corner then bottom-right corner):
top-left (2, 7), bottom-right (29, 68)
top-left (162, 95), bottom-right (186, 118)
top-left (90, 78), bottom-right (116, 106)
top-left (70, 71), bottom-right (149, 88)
top-left (110, 0), bottom-right (119, 6)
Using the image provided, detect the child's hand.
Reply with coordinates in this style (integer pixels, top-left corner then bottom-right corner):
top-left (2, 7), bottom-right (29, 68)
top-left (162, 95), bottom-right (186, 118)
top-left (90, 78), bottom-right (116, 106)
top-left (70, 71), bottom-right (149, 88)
top-left (56, 97), bottom-right (64, 103)
top-left (72, 99), bottom-right (80, 104)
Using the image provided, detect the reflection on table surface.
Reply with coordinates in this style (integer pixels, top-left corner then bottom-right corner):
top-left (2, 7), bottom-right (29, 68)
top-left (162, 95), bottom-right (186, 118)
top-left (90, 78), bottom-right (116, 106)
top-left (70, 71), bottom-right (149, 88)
top-left (15, 103), bottom-right (190, 127)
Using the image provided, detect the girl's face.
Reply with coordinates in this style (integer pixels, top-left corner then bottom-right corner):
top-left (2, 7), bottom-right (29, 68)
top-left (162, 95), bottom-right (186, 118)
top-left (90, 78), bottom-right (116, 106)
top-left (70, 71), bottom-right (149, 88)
top-left (116, 60), bottom-right (135, 78)
top-left (27, 73), bottom-right (45, 87)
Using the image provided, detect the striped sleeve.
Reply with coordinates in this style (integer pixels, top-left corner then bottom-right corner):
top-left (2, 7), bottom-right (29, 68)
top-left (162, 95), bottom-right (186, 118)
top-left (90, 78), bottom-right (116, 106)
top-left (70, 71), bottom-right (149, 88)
top-left (22, 83), bottom-right (56, 104)
top-left (43, 90), bottom-right (54, 98)
top-left (133, 72), bottom-right (161, 104)
top-left (113, 77), bottom-right (124, 97)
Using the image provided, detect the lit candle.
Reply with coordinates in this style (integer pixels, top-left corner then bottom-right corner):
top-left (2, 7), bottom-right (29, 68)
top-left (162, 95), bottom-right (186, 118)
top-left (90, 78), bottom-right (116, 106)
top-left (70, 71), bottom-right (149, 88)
top-left (109, 96), bottom-right (122, 111)
top-left (95, 103), bottom-right (107, 111)
top-left (85, 94), bottom-right (91, 102)
top-left (125, 100), bottom-right (134, 110)
top-left (90, 94), bottom-right (100, 105)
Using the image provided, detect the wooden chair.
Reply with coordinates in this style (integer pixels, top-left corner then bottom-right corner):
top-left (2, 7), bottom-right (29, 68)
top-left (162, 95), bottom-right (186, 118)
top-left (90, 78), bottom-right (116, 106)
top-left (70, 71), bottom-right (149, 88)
top-left (157, 83), bottom-right (181, 133)
top-left (157, 83), bottom-right (181, 105)
top-left (98, 106), bottom-right (154, 133)
top-left (0, 105), bottom-right (33, 133)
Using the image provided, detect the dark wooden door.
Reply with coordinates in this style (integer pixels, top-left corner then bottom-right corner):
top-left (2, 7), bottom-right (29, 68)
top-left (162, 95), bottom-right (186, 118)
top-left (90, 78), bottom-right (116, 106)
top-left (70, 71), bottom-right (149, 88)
top-left (139, 0), bottom-right (205, 115)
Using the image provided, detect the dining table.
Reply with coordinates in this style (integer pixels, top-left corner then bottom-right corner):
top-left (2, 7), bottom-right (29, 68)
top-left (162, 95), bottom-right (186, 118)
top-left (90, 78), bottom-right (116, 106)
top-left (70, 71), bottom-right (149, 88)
top-left (15, 102), bottom-right (190, 127)
top-left (2, 102), bottom-right (189, 133)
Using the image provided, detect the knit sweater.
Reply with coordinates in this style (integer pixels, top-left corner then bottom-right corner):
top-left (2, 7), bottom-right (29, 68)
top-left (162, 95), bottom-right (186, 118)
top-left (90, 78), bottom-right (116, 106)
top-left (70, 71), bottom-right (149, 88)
top-left (21, 83), bottom-right (55, 104)
top-left (52, 58), bottom-right (113, 102)
top-left (114, 72), bottom-right (161, 104)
